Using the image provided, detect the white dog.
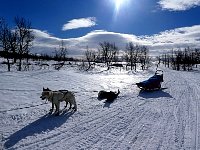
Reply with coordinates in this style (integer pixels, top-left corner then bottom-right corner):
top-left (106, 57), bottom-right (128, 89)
top-left (40, 88), bottom-right (77, 115)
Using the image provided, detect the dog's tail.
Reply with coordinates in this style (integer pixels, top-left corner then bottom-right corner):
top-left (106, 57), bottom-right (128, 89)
top-left (116, 89), bottom-right (120, 96)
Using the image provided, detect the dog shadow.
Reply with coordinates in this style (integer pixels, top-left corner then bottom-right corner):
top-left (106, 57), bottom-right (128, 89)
top-left (138, 89), bottom-right (173, 99)
top-left (97, 96), bottom-right (115, 108)
top-left (4, 111), bottom-right (74, 149)
top-left (103, 99), bottom-right (116, 108)
top-left (103, 101), bottom-right (112, 108)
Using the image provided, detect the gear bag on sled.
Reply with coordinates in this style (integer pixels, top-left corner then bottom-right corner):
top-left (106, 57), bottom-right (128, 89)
top-left (136, 70), bottom-right (164, 91)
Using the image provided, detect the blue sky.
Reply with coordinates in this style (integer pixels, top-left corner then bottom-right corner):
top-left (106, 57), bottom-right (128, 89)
top-left (1, 0), bottom-right (200, 56)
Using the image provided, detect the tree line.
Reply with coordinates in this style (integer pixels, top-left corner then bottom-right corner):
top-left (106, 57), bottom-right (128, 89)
top-left (0, 17), bottom-right (71, 71)
top-left (0, 17), bottom-right (34, 71)
top-left (158, 48), bottom-right (200, 71)
top-left (0, 19), bottom-right (150, 72)
top-left (83, 41), bottom-right (150, 71)
top-left (1, 17), bottom-right (141, 72)
top-left (1, 17), bottom-right (199, 72)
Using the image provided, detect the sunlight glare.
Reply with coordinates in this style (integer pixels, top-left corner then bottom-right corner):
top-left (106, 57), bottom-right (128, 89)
top-left (115, 0), bottom-right (123, 12)
top-left (112, 0), bottom-right (129, 20)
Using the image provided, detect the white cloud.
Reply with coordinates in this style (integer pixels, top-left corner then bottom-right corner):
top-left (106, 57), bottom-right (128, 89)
top-left (158, 0), bottom-right (200, 11)
top-left (62, 17), bottom-right (97, 31)
top-left (31, 25), bottom-right (200, 57)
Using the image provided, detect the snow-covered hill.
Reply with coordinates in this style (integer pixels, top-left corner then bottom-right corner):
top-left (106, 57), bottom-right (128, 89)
top-left (0, 64), bottom-right (199, 150)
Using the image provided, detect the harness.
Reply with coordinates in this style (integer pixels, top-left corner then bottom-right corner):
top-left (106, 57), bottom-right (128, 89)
top-left (46, 91), bottom-right (54, 102)
top-left (47, 90), bottom-right (69, 102)
top-left (58, 90), bottom-right (69, 101)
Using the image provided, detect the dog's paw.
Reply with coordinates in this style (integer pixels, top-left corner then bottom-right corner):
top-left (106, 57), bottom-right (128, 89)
top-left (55, 112), bottom-right (60, 116)
top-left (49, 111), bottom-right (53, 114)
top-left (49, 109), bottom-right (53, 114)
top-left (72, 107), bottom-right (77, 111)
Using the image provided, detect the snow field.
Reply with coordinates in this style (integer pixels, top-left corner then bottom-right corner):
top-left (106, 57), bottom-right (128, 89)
top-left (0, 64), bottom-right (200, 150)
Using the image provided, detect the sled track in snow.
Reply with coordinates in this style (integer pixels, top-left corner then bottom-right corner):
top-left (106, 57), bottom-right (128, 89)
top-left (190, 77), bottom-right (200, 150)
top-left (0, 103), bottom-right (48, 113)
top-left (2, 67), bottom-right (200, 150)
top-left (11, 98), bottom-right (147, 150)
top-left (183, 75), bottom-right (199, 150)
top-left (195, 99), bottom-right (199, 150)
top-left (168, 70), bottom-right (200, 150)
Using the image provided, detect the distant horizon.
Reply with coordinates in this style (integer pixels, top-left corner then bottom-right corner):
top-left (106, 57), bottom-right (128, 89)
top-left (1, 0), bottom-right (200, 57)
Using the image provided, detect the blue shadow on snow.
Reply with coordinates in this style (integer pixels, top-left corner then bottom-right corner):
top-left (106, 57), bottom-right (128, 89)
top-left (4, 111), bottom-right (74, 149)
top-left (138, 89), bottom-right (173, 99)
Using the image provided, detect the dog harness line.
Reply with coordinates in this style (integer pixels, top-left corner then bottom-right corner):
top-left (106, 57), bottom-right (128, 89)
top-left (47, 91), bottom-right (68, 102)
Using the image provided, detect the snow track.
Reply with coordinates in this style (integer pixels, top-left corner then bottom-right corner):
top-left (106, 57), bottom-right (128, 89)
top-left (0, 66), bottom-right (200, 149)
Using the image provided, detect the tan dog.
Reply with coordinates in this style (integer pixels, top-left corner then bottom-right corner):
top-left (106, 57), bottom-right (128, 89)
top-left (40, 88), bottom-right (77, 115)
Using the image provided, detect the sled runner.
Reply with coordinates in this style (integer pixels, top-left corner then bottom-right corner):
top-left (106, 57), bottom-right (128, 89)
top-left (136, 70), bottom-right (164, 91)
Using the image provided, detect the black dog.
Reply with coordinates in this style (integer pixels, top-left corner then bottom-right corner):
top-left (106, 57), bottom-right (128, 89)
top-left (98, 89), bottom-right (120, 103)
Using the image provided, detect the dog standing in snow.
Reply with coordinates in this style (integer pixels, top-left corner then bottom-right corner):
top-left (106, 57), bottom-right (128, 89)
top-left (40, 88), bottom-right (77, 116)
top-left (98, 89), bottom-right (120, 103)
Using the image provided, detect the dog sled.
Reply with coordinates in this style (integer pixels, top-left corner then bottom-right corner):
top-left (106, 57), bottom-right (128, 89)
top-left (136, 70), bottom-right (164, 91)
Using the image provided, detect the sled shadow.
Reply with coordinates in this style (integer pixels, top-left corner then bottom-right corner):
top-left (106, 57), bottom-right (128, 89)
top-left (138, 89), bottom-right (173, 99)
top-left (4, 111), bottom-right (74, 149)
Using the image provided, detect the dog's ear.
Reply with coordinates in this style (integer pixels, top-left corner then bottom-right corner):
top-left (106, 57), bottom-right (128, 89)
top-left (43, 87), bottom-right (50, 91)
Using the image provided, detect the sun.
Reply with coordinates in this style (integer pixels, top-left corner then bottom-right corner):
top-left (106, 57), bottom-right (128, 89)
top-left (115, 0), bottom-right (124, 11)
top-left (113, 0), bottom-right (129, 14)
top-left (111, 0), bottom-right (129, 20)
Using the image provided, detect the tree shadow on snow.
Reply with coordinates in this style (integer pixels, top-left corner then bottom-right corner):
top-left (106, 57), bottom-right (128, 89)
top-left (4, 111), bottom-right (74, 149)
top-left (138, 89), bottom-right (173, 99)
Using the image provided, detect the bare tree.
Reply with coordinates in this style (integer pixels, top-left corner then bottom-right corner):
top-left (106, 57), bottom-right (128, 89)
top-left (14, 17), bottom-right (34, 71)
top-left (59, 40), bottom-right (67, 61)
top-left (138, 45), bottom-right (149, 70)
top-left (169, 47), bottom-right (200, 71)
top-left (124, 43), bottom-right (149, 71)
top-left (124, 42), bottom-right (140, 71)
top-left (0, 18), bottom-right (12, 71)
top-left (85, 46), bottom-right (97, 71)
top-left (99, 41), bottom-right (118, 70)
top-left (54, 40), bottom-right (67, 61)
top-left (9, 29), bottom-right (17, 63)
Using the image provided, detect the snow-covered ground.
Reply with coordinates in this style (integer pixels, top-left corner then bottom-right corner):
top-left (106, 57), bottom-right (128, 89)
top-left (0, 62), bottom-right (200, 150)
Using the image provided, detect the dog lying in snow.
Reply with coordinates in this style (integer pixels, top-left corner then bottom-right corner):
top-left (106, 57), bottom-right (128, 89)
top-left (98, 89), bottom-right (120, 102)
top-left (40, 87), bottom-right (77, 115)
